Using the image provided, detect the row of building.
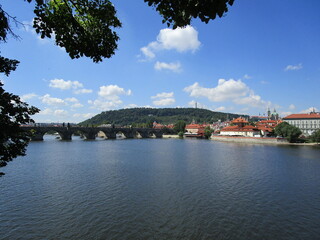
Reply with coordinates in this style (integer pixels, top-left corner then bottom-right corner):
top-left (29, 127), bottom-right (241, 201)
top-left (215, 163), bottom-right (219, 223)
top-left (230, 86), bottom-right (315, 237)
top-left (152, 108), bottom-right (320, 138)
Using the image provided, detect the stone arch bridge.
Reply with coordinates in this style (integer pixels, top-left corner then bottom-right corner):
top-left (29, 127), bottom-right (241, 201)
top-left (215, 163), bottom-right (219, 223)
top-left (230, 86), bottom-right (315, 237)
top-left (21, 126), bottom-right (174, 141)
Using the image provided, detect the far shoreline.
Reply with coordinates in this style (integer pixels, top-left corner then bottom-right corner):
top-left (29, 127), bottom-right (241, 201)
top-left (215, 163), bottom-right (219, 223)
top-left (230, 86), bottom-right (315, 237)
top-left (163, 134), bottom-right (320, 146)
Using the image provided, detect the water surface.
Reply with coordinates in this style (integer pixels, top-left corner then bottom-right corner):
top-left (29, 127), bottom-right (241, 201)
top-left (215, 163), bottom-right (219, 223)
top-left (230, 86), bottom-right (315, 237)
top-left (1, 137), bottom-right (320, 239)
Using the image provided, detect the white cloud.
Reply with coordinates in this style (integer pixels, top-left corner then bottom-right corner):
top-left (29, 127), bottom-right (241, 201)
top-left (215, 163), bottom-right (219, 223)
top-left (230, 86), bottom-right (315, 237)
top-left (64, 97), bottom-right (83, 108)
top-left (184, 79), bottom-right (249, 102)
top-left (124, 104), bottom-right (139, 109)
top-left (153, 98), bottom-right (175, 106)
top-left (37, 108), bottom-right (53, 115)
top-left (235, 93), bottom-right (269, 108)
top-left (49, 79), bottom-right (83, 90)
top-left (214, 106), bottom-right (226, 112)
top-left (151, 92), bottom-right (174, 99)
top-left (284, 63), bottom-right (303, 71)
top-left (65, 97), bottom-right (79, 103)
top-left (300, 107), bottom-right (318, 113)
top-left (88, 99), bottom-right (122, 111)
top-left (184, 78), bottom-right (271, 109)
top-left (54, 109), bottom-right (68, 117)
top-left (243, 74), bottom-right (252, 79)
top-left (260, 80), bottom-right (269, 84)
top-left (140, 26), bottom-right (200, 59)
top-left (289, 104), bottom-right (296, 110)
top-left (73, 113), bottom-right (95, 119)
top-left (41, 94), bottom-right (66, 106)
top-left (151, 92), bottom-right (175, 106)
top-left (74, 88), bottom-right (93, 94)
top-left (21, 93), bottom-right (37, 101)
top-left (71, 103), bottom-right (84, 108)
top-left (140, 46), bottom-right (156, 59)
top-left (98, 85), bottom-right (131, 100)
top-left (87, 85), bottom-right (132, 111)
top-left (49, 78), bottom-right (92, 94)
top-left (154, 61), bottom-right (182, 72)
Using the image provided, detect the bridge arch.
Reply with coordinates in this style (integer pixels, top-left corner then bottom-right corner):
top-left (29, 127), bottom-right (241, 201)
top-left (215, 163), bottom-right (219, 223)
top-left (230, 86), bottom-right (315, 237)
top-left (21, 126), bottom-right (167, 141)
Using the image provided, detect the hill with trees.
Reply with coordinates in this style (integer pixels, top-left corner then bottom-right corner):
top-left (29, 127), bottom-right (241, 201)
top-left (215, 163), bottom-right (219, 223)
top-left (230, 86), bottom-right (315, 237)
top-left (79, 108), bottom-right (246, 127)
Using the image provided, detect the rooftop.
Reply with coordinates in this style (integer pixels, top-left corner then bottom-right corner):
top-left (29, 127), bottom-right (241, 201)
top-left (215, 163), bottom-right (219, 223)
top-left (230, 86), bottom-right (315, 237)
top-left (231, 117), bottom-right (248, 124)
top-left (283, 113), bottom-right (320, 119)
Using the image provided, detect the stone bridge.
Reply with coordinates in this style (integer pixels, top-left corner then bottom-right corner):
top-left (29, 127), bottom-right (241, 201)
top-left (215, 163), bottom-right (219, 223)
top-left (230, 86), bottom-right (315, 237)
top-left (21, 126), bottom-right (174, 141)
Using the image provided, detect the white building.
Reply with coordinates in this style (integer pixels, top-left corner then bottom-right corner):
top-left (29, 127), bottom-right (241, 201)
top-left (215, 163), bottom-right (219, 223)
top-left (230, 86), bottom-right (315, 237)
top-left (220, 118), bottom-right (261, 137)
top-left (283, 112), bottom-right (320, 136)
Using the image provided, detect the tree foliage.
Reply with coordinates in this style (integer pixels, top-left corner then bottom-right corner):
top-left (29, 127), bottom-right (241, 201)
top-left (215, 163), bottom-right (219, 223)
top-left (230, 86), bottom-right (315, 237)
top-left (30, 0), bottom-right (122, 62)
top-left (174, 120), bottom-right (186, 133)
top-left (79, 108), bottom-right (245, 127)
top-left (310, 129), bottom-right (320, 143)
top-left (1, 0), bottom-right (235, 64)
top-left (0, 7), bottom-right (20, 76)
top-left (0, 82), bottom-right (39, 172)
top-left (274, 122), bottom-right (302, 143)
top-left (1, 6), bottom-right (39, 174)
top-left (204, 126), bottom-right (213, 139)
top-left (145, 0), bottom-right (234, 28)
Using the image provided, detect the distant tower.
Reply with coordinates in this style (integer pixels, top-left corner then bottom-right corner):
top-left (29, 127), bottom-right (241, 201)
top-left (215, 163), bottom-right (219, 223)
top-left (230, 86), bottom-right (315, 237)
top-left (267, 107), bottom-right (271, 119)
top-left (195, 102), bottom-right (198, 109)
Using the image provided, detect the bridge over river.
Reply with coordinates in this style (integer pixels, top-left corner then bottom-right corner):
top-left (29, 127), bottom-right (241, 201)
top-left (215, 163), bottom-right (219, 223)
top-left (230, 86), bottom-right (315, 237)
top-left (21, 126), bottom-right (174, 141)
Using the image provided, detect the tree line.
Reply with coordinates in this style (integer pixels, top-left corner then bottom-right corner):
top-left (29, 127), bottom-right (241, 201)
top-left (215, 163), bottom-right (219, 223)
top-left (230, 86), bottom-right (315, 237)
top-left (79, 107), bottom-right (244, 127)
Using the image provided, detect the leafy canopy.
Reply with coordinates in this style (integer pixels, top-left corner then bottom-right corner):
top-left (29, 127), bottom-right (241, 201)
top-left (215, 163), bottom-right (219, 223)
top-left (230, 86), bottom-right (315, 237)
top-left (145, 0), bottom-right (234, 28)
top-left (29, 0), bottom-right (122, 62)
top-left (0, 82), bottom-right (39, 168)
top-left (310, 129), bottom-right (320, 143)
top-left (1, 0), bottom-right (234, 63)
top-left (274, 122), bottom-right (302, 143)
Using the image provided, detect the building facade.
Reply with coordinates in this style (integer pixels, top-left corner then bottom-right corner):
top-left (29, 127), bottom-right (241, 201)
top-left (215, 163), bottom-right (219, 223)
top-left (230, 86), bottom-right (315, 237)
top-left (283, 112), bottom-right (320, 136)
top-left (220, 118), bottom-right (261, 137)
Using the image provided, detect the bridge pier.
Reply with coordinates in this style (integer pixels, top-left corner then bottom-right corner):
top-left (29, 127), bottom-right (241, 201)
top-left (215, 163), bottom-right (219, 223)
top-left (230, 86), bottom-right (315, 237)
top-left (123, 132), bottom-right (134, 139)
top-left (154, 133), bottom-right (163, 138)
top-left (105, 132), bottom-right (116, 139)
top-left (60, 132), bottom-right (72, 140)
top-left (31, 133), bottom-right (44, 141)
top-left (139, 132), bottom-right (149, 138)
top-left (84, 132), bottom-right (96, 140)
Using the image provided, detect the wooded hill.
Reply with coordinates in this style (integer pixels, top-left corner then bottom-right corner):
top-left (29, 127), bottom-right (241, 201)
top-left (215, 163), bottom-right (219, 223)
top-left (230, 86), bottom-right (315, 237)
top-left (79, 108), bottom-right (246, 126)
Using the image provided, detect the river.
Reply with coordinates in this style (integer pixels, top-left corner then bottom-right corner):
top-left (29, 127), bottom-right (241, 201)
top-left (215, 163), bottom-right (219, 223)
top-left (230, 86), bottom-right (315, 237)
top-left (1, 137), bottom-right (320, 239)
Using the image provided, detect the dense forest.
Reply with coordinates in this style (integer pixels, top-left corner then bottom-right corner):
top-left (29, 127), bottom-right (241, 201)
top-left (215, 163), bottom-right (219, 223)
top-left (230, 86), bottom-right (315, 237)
top-left (79, 108), bottom-right (246, 126)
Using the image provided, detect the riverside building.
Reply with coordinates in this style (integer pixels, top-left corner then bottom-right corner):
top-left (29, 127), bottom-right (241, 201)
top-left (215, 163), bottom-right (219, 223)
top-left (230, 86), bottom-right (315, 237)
top-left (283, 111), bottom-right (320, 136)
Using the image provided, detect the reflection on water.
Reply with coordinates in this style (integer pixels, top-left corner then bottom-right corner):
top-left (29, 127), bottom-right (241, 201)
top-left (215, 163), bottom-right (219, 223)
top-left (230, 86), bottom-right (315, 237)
top-left (1, 139), bottom-right (320, 239)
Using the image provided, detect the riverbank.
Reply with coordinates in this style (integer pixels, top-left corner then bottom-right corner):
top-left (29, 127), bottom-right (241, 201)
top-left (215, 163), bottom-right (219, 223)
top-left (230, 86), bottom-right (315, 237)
top-left (211, 135), bottom-right (320, 146)
top-left (162, 134), bottom-right (180, 139)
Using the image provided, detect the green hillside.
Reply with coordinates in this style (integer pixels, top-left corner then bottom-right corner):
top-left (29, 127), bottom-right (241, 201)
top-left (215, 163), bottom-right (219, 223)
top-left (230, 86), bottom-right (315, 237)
top-left (79, 108), bottom-right (246, 126)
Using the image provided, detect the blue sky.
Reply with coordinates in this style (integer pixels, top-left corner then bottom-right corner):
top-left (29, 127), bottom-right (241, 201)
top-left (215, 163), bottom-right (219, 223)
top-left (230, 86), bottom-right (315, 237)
top-left (1, 0), bottom-right (320, 123)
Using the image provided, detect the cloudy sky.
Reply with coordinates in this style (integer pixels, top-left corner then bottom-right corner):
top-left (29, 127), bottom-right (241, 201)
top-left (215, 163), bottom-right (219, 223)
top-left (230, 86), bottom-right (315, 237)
top-left (1, 0), bottom-right (320, 123)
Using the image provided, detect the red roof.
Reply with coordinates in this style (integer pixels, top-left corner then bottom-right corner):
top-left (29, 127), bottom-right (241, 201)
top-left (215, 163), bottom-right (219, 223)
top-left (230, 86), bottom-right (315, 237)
top-left (221, 125), bottom-right (259, 132)
top-left (186, 124), bottom-right (204, 129)
top-left (257, 126), bottom-right (273, 132)
top-left (231, 117), bottom-right (248, 124)
top-left (283, 113), bottom-right (320, 119)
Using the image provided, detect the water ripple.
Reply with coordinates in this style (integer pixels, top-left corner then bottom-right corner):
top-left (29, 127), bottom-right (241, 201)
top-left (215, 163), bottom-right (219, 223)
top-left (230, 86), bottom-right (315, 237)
top-left (1, 139), bottom-right (320, 239)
